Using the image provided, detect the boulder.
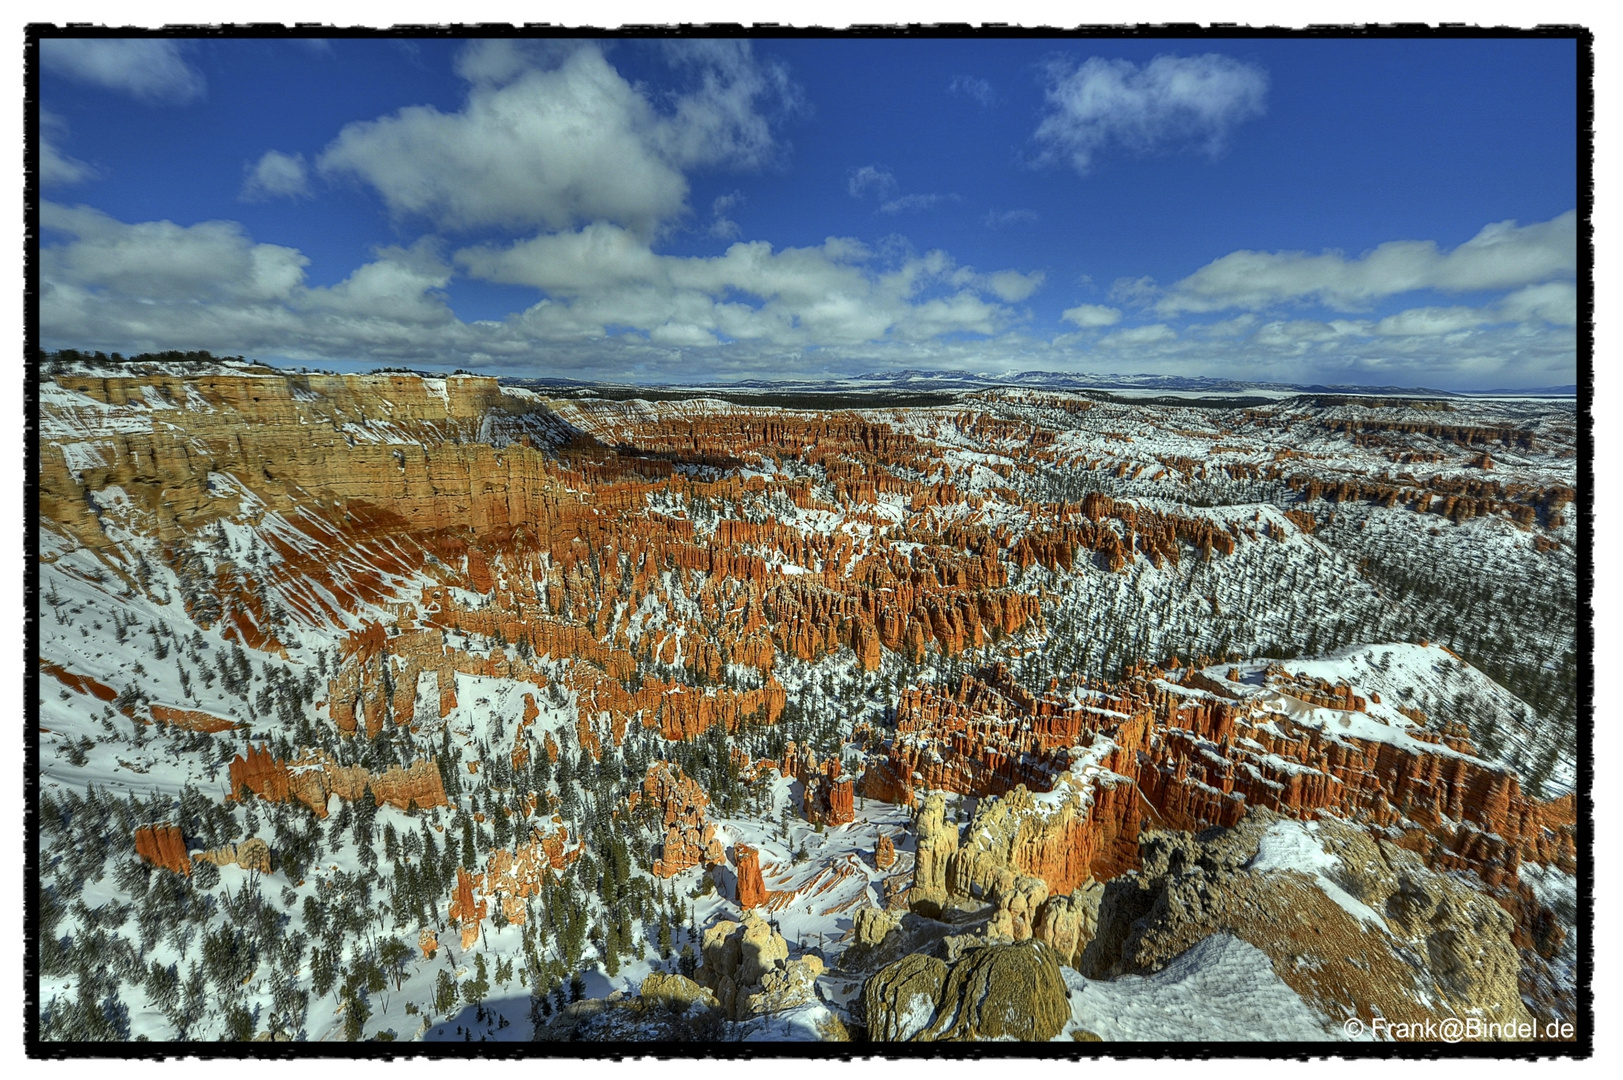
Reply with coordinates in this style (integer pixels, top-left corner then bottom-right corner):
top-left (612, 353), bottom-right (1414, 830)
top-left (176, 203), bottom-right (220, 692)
top-left (863, 940), bottom-right (1069, 1042)
top-left (863, 953), bottom-right (948, 1042)
top-left (193, 836), bottom-right (272, 875)
top-left (1080, 811), bottom-right (1536, 1036)
top-left (852, 906), bottom-right (903, 950)
top-left (640, 972), bottom-right (718, 1014)
top-left (738, 912), bottom-right (789, 986)
top-left (919, 939), bottom-right (1070, 1041)
top-left (747, 954), bottom-right (824, 1015)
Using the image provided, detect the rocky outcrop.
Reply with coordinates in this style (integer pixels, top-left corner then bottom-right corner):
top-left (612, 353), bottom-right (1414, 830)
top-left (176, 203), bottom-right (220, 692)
top-left (862, 953), bottom-right (947, 1041)
top-left (227, 745), bottom-right (448, 817)
top-left (640, 973), bottom-right (719, 1014)
top-left (984, 873), bottom-right (1049, 942)
top-left (735, 843), bottom-right (766, 909)
top-left (1080, 811), bottom-right (1536, 1035)
top-left (696, 913), bottom-right (821, 1020)
top-left (945, 773), bottom-right (1142, 906)
top-left (863, 940), bottom-right (1069, 1042)
top-left (193, 837), bottom-right (271, 874)
top-left (909, 793), bottom-right (958, 918)
top-left (40, 659), bottom-right (118, 703)
top-left (149, 705), bottom-right (241, 732)
top-left (133, 824), bottom-right (189, 875)
top-left (1031, 882), bottom-right (1104, 968)
top-left (643, 763), bottom-right (724, 877)
top-left (852, 906), bottom-right (904, 951)
top-left (792, 747), bottom-right (854, 827)
top-left (874, 833), bottom-right (896, 870)
top-left (448, 866), bottom-right (487, 951)
top-left (865, 656), bottom-right (1572, 905)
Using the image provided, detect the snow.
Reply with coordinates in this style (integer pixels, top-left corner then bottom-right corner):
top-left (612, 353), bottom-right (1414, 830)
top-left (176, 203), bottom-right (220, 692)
top-left (1245, 819), bottom-right (1387, 928)
top-left (1061, 934), bottom-right (1337, 1041)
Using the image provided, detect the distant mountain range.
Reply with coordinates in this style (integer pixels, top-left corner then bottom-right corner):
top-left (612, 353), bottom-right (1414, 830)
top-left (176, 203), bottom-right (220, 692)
top-left (507, 367), bottom-right (1578, 399)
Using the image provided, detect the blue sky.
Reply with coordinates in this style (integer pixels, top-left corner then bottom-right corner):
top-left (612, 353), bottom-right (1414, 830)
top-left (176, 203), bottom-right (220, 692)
top-left (37, 34), bottom-right (1579, 388)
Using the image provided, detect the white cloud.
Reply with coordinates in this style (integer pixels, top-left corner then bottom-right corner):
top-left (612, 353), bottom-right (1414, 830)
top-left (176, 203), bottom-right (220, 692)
top-left (949, 75), bottom-right (996, 108)
top-left (42, 202), bottom-right (307, 303)
top-left (1101, 323), bottom-right (1177, 347)
top-left (1109, 275), bottom-right (1160, 305)
top-left (1194, 312), bottom-right (1257, 338)
top-left (849, 166), bottom-right (954, 215)
top-left (41, 39), bottom-right (204, 104)
top-left (38, 205), bottom-right (1575, 392)
top-left (986, 270), bottom-right (1045, 303)
top-left (984, 208), bottom-right (1038, 229)
top-left (1036, 53), bottom-right (1267, 176)
top-left (709, 192), bottom-right (745, 241)
top-left (1496, 281), bottom-right (1578, 328)
top-left (880, 192), bottom-right (957, 215)
top-left (1061, 303), bottom-right (1122, 328)
top-left (241, 151), bottom-right (311, 201)
top-left (1371, 306), bottom-right (1489, 338)
top-left (455, 222), bottom-right (1025, 348)
top-left (847, 165), bottom-right (897, 200)
top-left (303, 239), bottom-right (453, 325)
top-left (1157, 211), bottom-right (1578, 315)
top-left (40, 111), bottom-right (93, 187)
top-left (318, 41), bottom-right (793, 236)
top-left (1253, 318), bottom-right (1355, 349)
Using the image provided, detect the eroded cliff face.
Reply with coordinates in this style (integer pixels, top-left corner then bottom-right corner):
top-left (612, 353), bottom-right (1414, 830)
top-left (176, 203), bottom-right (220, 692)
top-left (133, 824), bottom-right (190, 875)
top-left (227, 744), bottom-right (449, 817)
top-left (867, 655), bottom-right (1571, 961)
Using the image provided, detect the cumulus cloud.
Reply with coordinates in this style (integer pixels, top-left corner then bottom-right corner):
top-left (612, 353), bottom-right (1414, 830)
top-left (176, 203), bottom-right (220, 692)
top-left (455, 222), bottom-right (1026, 347)
top-left (985, 269), bottom-right (1045, 303)
top-left (1156, 211), bottom-right (1578, 315)
top-left (42, 202), bottom-right (307, 303)
top-left (41, 38), bottom-right (204, 104)
top-left (40, 111), bottom-right (93, 187)
top-left (1370, 306), bottom-right (1489, 338)
top-left (1495, 281), bottom-right (1578, 328)
top-left (302, 239), bottom-right (453, 325)
top-left (40, 201), bottom-right (466, 361)
top-left (40, 202), bottom-right (1041, 373)
top-left (1109, 275), bottom-right (1160, 306)
top-left (241, 151), bottom-right (311, 201)
top-left (38, 201), bottom-right (1575, 391)
top-left (1061, 303), bottom-right (1122, 328)
top-left (318, 41), bottom-right (794, 236)
top-left (1035, 53), bottom-right (1267, 176)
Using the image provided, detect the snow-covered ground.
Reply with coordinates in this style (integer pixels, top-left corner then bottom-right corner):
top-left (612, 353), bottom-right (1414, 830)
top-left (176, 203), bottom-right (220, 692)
top-left (1061, 935), bottom-right (1338, 1041)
